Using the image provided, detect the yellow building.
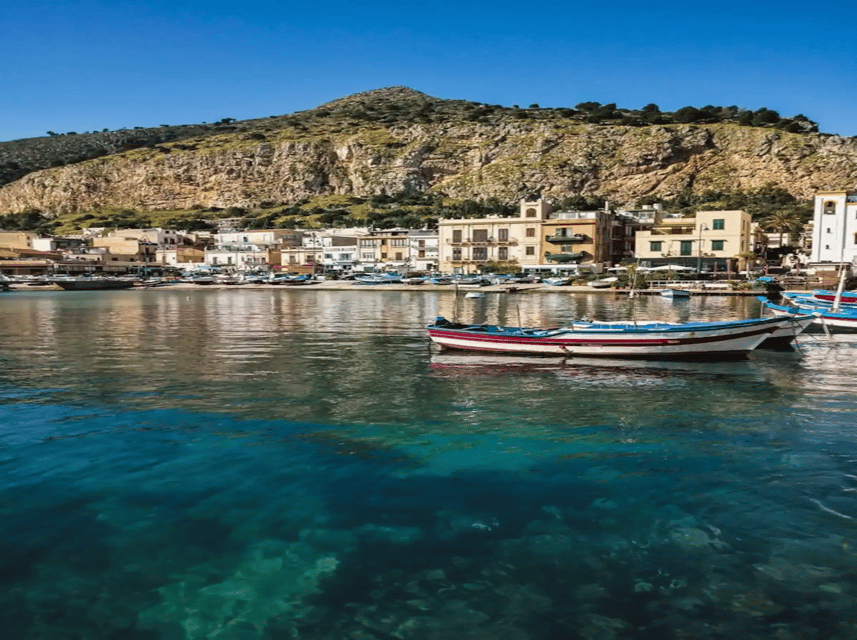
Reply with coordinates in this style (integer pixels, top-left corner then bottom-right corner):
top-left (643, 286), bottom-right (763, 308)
top-left (357, 229), bottom-right (411, 270)
top-left (634, 210), bottom-right (752, 271)
top-left (539, 211), bottom-right (612, 269)
top-left (92, 236), bottom-right (158, 266)
top-left (0, 231), bottom-right (38, 251)
top-left (438, 200), bottom-right (548, 274)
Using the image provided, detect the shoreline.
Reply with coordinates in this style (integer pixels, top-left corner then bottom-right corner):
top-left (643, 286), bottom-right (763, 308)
top-left (5, 280), bottom-right (765, 295)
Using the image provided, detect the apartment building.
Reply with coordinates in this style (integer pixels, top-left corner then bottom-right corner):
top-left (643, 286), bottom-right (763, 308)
top-left (540, 210), bottom-right (612, 270)
top-left (634, 210), bottom-right (752, 271)
top-left (437, 199), bottom-right (548, 274)
top-left (356, 228), bottom-right (411, 271)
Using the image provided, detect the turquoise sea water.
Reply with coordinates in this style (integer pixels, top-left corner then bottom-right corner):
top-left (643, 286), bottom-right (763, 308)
top-left (2, 288), bottom-right (857, 639)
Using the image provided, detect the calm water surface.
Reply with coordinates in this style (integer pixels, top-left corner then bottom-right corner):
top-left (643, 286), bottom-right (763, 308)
top-left (2, 289), bottom-right (857, 639)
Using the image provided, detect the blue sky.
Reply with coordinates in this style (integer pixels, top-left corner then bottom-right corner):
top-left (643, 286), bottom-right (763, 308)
top-left (3, 0), bottom-right (855, 141)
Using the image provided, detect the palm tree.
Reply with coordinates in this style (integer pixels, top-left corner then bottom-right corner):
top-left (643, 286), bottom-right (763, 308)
top-left (762, 211), bottom-right (800, 247)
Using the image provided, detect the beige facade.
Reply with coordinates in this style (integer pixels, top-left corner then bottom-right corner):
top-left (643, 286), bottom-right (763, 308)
top-left (156, 247), bottom-right (205, 266)
top-left (634, 210), bottom-right (751, 269)
top-left (438, 200), bottom-right (548, 274)
top-left (92, 236), bottom-right (158, 265)
top-left (539, 211), bottom-right (612, 268)
top-left (357, 229), bottom-right (412, 269)
top-left (0, 231), bottom-right (38, 250)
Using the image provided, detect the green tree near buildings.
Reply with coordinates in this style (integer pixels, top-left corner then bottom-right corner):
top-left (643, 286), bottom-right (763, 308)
top-left (761, 210), bottom-right (803, 247)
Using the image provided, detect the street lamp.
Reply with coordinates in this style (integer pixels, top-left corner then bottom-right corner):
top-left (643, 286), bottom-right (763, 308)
top-left (697, 224), bottom-right (709, 275)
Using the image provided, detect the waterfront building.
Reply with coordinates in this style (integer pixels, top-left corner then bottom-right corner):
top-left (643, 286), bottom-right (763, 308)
top-left (156, 247), bottom-right (206, 268)
top-left (437, 199), bottom-right (546, 274)
top-left (808, 190), bottom-right (857, 269)
top-left (205, 244), bottom-right (274, 269)
top-left (407, 229), bottom-right (439, 272)
top-left (0, 231), bottom-right (38, 251)
top-left (539, 208), bottom-right (612, 273)
top-left (92, 236), bottom-right (158, 267)
top-left (356, 228), bottom-right (411, 272)
top-left (319, 234), bottom-right (359, 273)
top-left (31, 236), bottom-right (88, 252)
top-left (108, 228), bottom-right (183, 247)
top-left (633, 210), bottom-right (752, 272)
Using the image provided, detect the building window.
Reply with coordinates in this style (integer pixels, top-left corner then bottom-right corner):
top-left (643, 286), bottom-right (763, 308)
top-left (418, 240), bottom-right (425, 248)
top-left (452, 230), bottom-right (462, 243)
top-left (525, 246), bottom-right (535, 256)
top-left (498, 247), bottom-right (508, 260)
top-left (418, 250), bottom-right (425, 258)
top-left (680, 241), bottom-right (693, 256)
top-left (526, 208), bottom-right (537, 218)
top-left (712, 219), bottom-right (725, 230)
top-left (824, 201), bottom-right (836, 214)
top-left (711, 240), bottom-right (724, 251)
top-left (650, 241), bottom-right (662, 252)
top-left (395, 252), bottom-right (403, 260)
top-left (452, 248), bottom-right (462, 260)
top-left (472, 247), bottom-right (487, 261)
top-left (526, 228), bottom-right (535, 238)
top-left (498, 229), bottom-right (508, 241)
top-left (472, 229), bottom-right (488, 242)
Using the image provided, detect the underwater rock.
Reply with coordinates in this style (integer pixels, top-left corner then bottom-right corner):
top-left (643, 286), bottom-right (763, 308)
top-left (137, 539), bottom-right (340, 638)
top-left (670, 527), bottom-right (711, 548)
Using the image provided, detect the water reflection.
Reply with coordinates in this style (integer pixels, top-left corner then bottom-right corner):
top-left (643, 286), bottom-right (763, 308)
top-left (3, 290), bottom-right (857, 639)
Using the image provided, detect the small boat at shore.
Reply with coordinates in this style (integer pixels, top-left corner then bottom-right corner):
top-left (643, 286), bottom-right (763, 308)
top-left (659, 288), bottom-right (691, 299)
top-left (50, 276), bottom-right (137, 291)
top-left (427, 315), bottom-right (808, 360)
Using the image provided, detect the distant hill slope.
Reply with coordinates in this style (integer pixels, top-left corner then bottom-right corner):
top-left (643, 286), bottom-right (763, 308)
top-left (1, 87), bottom-right (855, 215)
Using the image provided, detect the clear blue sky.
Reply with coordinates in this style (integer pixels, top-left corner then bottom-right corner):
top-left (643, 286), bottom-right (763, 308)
top-left (3, 0), bottom-right (855, 142)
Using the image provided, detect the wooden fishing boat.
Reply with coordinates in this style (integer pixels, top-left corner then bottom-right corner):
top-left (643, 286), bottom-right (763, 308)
top-left (759, 298), bottom-right (857, 333)
top-left (426, 315), bottom-right (801, 360)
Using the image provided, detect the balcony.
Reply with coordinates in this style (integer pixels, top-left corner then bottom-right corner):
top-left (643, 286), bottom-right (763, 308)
top-left (447, 238), bottom-right (517, 246)
top-left (545, 251), bottom-right (585, 263)
top-left (546, 233), bottom-right (586, 244)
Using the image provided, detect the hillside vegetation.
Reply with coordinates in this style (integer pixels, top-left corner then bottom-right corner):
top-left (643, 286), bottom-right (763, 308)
top-left (0, 87), bottom-right (852, 232)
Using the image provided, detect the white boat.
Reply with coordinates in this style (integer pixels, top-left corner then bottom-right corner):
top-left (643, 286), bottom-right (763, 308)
top-left (464, 291), bottom-right (486, 298)
top-left (588, 277), bottom-right (618, 289)
top-left (427, 315), bottom-right (803, 360)
top-left (659, 288), bottom-right (691, 298)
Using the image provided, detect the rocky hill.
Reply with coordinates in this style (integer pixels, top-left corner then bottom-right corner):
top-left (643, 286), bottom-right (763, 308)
top-left (1, 87), bottom-right (856, 216)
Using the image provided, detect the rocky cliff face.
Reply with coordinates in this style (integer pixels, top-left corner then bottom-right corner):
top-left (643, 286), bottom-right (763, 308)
top-left (1, 90), bottom-right (856, 215)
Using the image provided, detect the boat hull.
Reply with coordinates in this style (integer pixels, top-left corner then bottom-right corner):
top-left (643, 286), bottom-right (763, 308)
top-left (763, 301), bottom-right (857, 333)
top-left (51, 278), bottom-right (137, 290)
top-left (427, 317), bottom-right (784, 360)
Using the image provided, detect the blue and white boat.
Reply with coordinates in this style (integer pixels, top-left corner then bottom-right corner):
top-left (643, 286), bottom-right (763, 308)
top-left (760, 297), bottom-right (857, 333)
top-left (355, 273), bottom-right (403, 285)
top-left (427, 315), bottom-right (810, 360)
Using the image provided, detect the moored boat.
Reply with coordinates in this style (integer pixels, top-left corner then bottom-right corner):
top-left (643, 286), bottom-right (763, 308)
top-left (50, 276), bottom-right (137, 290)
top-left (427, 315), bottom-right (797, 360)
top-left (659, 288), bottom-right (691, 298)
top-left (759, 297), bottom-right (857, 333)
